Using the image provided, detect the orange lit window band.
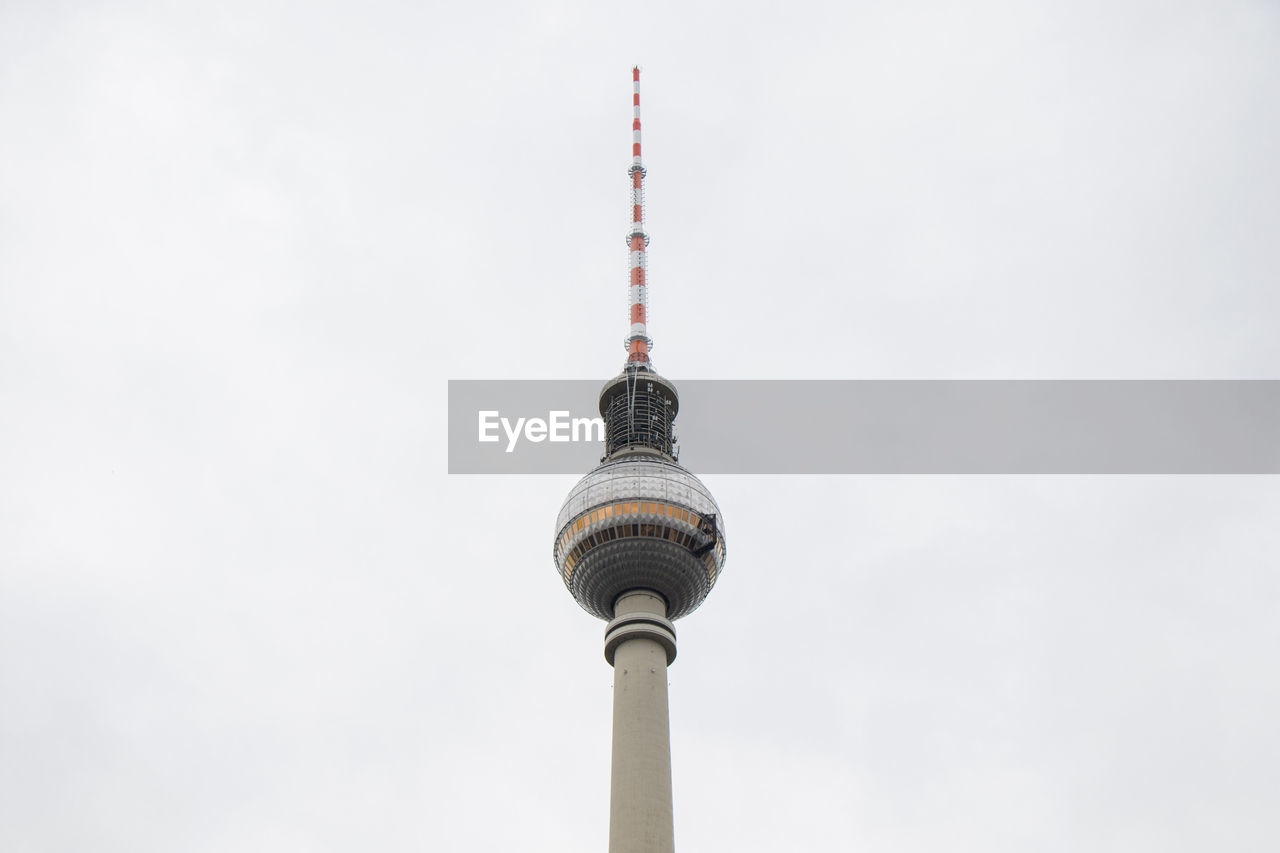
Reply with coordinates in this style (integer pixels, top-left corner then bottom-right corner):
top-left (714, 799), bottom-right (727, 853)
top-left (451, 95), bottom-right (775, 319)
top-left (557, 501), bottom-right (722, 582)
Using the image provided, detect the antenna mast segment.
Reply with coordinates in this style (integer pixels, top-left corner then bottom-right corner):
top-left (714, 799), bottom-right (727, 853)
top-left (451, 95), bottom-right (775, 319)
top-left (625, 66), bottom-right (652, 366)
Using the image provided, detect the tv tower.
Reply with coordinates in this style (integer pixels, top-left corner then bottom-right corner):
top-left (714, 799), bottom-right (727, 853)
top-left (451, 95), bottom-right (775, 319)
top-left (553, 68), bottom-right (728, 853)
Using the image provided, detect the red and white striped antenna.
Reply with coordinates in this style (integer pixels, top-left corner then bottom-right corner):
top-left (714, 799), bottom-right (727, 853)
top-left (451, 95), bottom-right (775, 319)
top-left (625, 66), bottom-right (652, 366)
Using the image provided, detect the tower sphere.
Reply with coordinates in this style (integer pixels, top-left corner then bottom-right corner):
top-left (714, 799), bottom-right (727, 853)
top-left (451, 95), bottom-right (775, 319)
top-left (554, 450), bottom-right (727, 621)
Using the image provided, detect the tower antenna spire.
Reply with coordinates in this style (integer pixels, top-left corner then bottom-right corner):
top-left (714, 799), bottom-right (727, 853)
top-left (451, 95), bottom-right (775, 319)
top-left (625, 65), bottom-right (652, 367)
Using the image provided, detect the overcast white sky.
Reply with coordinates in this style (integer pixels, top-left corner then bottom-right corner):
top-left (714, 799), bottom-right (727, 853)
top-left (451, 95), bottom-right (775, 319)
top-left (2, 1), bottom-right (1279, 851)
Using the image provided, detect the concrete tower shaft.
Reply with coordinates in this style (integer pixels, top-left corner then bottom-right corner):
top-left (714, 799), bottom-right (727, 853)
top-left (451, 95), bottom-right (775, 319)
top-left (606, 591), bottom-right (676, 853)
